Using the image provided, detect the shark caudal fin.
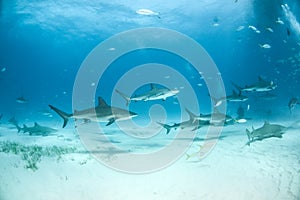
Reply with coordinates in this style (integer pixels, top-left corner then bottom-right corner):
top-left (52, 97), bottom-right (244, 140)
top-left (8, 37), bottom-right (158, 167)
top-left (157, 122), bottom-right (172, 134)
top-left (185, 153), bottom-right (192, 160)
top-left (115, 89), bottom-right (131, 106)
top-left (8, 117), bottom-right (22, 133)
top-left (49, 105), bottom-right (72, 128)
top-left (246, 128), bottom-right (251, 141)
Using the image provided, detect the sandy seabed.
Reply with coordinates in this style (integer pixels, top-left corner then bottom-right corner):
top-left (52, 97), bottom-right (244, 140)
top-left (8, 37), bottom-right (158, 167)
top-left (0, 120), bottom-right (299, 200)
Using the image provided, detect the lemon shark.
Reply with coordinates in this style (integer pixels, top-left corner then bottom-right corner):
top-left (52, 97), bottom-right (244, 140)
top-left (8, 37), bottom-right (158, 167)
top-left (232, 76), bottom-right (277, 92)
top-left (116, 84), bottom-right (179, 106)
top-left (246, 122), bottom-right (287, 145)
top-left (49, 97), bottom-right (137, 128)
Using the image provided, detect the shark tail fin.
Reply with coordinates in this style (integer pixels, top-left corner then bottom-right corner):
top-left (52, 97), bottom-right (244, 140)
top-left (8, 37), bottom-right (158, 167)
top-left (16, 124), bottom-right (22, 133)
top-left (49, 105), bottom-right (72, 128)
top-left (115, 89), bottom-right (131, 106)
top-left (185, 153), bottom-right (192, 160)
top-left (246, 128), bottom-right (251, 141)
top-left (231, 81), bottom-right (242, 92)
top-left (157, 122), bottom-right (172, 134)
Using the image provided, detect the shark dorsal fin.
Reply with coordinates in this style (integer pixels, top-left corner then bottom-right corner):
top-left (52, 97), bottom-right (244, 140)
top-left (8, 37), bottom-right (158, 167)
top-left (238, 90), bottom-right (242, 96)
top-left (213, 107), bottom-right (221, 114)
top-left (232, 90), bottom-right (237, 96)
top-left (98, 97), bottom-right (108, 107)
top-left (150, 83), bottom-right (156, 90)
top-left (34, 122), bottom-right (39, 127)
top-left (258, 76), bottom-right (263, 82)
top-left (264, 121), bottom-right (270, 126)
top-left (185, 108), bottom-right (196, 122)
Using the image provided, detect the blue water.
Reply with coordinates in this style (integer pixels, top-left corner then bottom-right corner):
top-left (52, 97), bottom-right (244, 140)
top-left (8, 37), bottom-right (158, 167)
top-left (0, 0), bottom-right (300, 125)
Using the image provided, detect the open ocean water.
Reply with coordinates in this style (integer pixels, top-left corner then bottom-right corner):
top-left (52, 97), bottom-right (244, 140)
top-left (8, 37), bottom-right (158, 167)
top-left (0, 0), bottom-right (300, 199)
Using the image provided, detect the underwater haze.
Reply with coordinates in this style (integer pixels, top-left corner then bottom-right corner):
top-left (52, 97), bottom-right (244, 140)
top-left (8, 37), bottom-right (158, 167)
top-left (1, 0), bottom-right (300, 199)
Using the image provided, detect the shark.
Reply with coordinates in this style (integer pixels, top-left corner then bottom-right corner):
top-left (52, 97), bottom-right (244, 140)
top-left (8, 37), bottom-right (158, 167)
top-left (232, 76), bottom-right (277, 92)
top-left (288, 97), bottom-right (299, 113)
top-left (246, 122), bottom-right (287, 145)
top-left (116, 84), bottom-right (179, 106)
top-left (136, 9), bottom-right (161, 19)
top-left (9, 118), bottom-right (57, 136)
top-left (185, 108), bottom-right (247, 127)
top-left (156, 109), bottom-right (209, 134)
top-left (16, 96), bottom-right (28, 104)
top-left (188, 109), bottom-right (234, 126)
top-left (49, 97), bottom-right (138, 128)
top-left (210, 90), bottom-right (248, 107)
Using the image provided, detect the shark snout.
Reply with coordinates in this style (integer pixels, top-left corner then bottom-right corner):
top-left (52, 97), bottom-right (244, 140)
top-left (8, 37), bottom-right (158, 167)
top-left (129, 111), bottom-right (138, 118)
top-left (171, 88), bottom-right (180, 94)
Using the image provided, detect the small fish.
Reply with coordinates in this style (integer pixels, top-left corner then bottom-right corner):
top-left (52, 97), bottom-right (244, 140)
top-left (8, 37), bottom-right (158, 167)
top-left (236, 26), bottom-right (245, 31)
top-left (248, 25), bottom-right (260, 33)
top-left (136, 9), bottom-right (160, 19)
top-left (276, 18), bottom-right (284, 25)
top-left (266, 27), bottom-right (274, 32)
top-left (16, 96), bottom-right (28, 104)
top-left (259, 44), bottom-right (271, 49)
top-left (236, 118), bottom-right (247, 123)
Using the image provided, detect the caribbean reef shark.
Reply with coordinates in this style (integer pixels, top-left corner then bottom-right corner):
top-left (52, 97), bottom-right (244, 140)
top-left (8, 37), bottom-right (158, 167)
top-left (116, 84), bottom-right (179, 106)
top-left (246, 121), bottom-right (287, 145)
top-left (232, 76), bottom-right (277, 92)
top-left (49, 97), bottom-right (137, 128)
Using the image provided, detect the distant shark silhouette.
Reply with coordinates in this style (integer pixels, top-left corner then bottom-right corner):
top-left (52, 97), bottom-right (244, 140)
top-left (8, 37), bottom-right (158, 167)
top-left (16, 96), bottom-right (28, 104)
top-left (9, 117), bottom-right (57, 136)
top-left (288, 97), bottom-right (300, 114)
top-left (116, 84), bottom-right (179, 106)
top-left (49, 97), bottom-right (137, 128)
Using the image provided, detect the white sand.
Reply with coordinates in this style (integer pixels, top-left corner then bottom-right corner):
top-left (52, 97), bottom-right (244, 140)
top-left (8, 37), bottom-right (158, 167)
top-left (0, 121), bottom-right (299, 200)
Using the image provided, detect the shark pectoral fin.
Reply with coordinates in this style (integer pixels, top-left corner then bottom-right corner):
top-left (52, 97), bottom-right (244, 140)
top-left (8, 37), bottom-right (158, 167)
top-left (83, 119), bottom-right (91, 124)
top-left (106, 118), bottom-right (116, 126)
top-left (274, 132), bottom-right (283, 138)
top-left (115, 90), bottom-right (131, 106)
